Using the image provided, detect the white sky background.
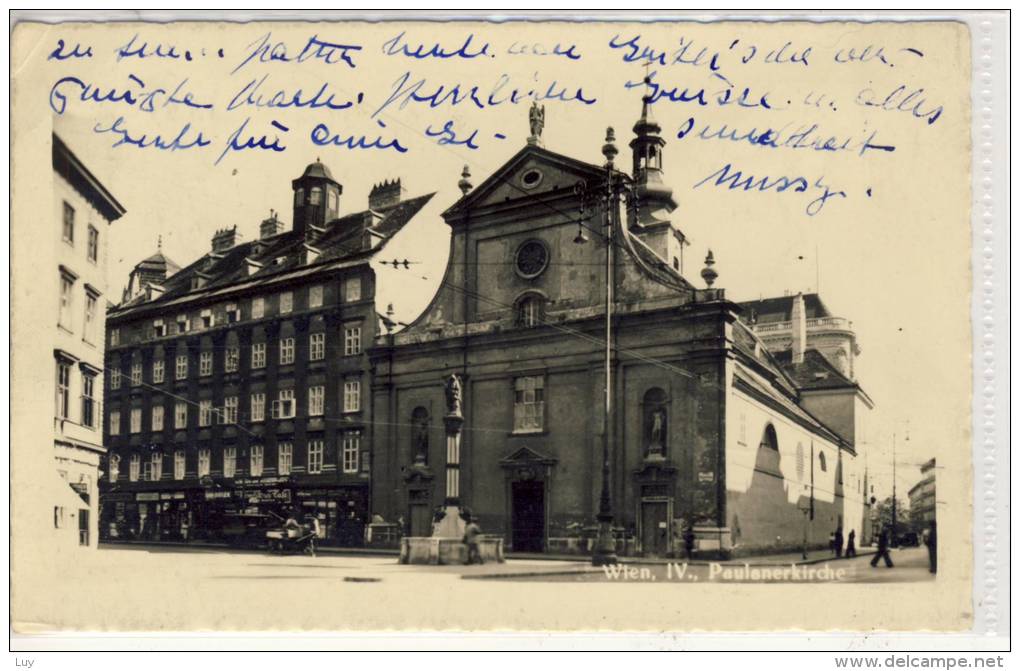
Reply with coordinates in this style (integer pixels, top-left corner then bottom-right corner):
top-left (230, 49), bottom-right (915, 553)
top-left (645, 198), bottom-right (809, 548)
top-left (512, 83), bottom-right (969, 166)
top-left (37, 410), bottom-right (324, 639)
top-left (37, 18), bottom-right (973, 502)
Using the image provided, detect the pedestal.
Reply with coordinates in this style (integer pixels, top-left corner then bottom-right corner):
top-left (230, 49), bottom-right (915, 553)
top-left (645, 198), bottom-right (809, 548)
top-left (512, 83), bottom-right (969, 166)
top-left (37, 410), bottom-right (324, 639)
top-left (432, 504), bottom-right (466, 539)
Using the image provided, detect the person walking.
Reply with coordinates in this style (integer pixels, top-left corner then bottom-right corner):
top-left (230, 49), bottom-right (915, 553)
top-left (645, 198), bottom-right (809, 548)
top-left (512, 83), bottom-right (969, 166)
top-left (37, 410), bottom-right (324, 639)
top-left (834, 526), bottom-right (844, 559)
top-left (870, 525), bottom-right (895, 568)
top-left (463, 516), bottom-right (483, 565)
top-left (846, 529), bottom-right (857, 558)
top-left (924, 520), bottom-right (937, 574)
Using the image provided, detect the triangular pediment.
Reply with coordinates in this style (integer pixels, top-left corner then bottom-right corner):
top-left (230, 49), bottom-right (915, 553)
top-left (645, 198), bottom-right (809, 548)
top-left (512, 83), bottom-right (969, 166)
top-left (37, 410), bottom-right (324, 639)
top-left (443, 144), bottom-right (604, 219)
top-left (499, 445), bottom-right (557, 466)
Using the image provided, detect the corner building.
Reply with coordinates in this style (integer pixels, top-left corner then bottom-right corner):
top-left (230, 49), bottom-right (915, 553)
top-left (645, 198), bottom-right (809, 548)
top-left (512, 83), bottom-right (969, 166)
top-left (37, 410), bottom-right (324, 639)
top-left (370, 102), bottom-right (870, 557)
top-left (101, 161), bottom-right (433, 547)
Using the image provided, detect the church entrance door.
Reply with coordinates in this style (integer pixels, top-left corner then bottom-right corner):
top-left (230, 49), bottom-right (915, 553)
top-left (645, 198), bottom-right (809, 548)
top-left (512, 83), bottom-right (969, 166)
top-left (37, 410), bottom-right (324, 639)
top-left (511, 481), bottom-right (545, 553)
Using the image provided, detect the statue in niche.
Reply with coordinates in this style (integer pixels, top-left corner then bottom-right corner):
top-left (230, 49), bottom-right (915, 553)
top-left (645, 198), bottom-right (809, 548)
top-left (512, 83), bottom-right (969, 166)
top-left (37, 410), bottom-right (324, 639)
top-left (444, 374), bottom-right (462, 417)
top-left (643, 388), bottom-right (668, 459)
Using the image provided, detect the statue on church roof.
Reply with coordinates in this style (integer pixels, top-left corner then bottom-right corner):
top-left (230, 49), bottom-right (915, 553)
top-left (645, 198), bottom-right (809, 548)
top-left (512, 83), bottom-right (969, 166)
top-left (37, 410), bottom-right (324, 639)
top-left (527, 103), bottom-right (545, 145)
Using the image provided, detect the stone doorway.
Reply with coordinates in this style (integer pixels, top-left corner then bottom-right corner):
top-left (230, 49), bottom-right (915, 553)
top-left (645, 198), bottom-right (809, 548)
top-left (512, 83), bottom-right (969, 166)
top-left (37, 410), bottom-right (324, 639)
top-left (640, 499), bottom-right (669, 557)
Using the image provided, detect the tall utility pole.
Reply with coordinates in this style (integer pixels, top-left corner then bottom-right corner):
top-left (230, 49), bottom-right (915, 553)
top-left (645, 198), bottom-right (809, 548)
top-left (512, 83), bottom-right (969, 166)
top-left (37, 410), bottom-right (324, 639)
top-left (891, 432), bottom-right (897, 543)
top-left (591, 127), bottom-right (620, 567)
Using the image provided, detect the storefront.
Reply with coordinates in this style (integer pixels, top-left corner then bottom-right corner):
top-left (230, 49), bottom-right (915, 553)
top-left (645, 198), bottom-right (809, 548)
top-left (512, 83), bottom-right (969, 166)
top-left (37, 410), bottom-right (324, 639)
top-left (292, 486), bottom-right (368, 547)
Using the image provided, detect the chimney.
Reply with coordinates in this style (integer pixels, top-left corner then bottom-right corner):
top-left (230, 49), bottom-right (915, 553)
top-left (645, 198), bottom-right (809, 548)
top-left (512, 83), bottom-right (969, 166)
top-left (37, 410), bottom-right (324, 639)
top-left (368, 178), bottom-right (405, 210)
top-left (211, 226), bottom-right (237, 253)
top-left (260, 210), bottom-right (283, 240)
top-left (791, 292), bottom-right (806, 364)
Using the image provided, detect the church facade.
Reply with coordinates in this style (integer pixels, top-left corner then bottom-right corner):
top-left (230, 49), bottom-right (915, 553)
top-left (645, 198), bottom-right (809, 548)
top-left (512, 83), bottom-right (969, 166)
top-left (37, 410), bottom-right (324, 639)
top-left (368, 102), bottom-right (871, 557)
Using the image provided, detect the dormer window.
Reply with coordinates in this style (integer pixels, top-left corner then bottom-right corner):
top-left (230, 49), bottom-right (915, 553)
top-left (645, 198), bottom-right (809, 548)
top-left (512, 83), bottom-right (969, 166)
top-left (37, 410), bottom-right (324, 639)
top-left (309, 187), bottom-right (322, 205)
top-left (294, 188), bottom-right (304, 205)
top-left (201, 308), bottom-right (214, 329)
top-left (226, 303), bottom-right (240, 323)
top-left (153, 319), bottom-right (166, 338)
top-left (176, 314), bottom-right (190, 334)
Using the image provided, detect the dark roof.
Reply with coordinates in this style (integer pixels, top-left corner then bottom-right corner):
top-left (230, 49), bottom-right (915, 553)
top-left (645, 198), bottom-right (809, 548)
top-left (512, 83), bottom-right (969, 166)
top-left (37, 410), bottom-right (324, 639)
top-left (113, 192), bottom-right (434, 314)
top-left (773, 348), bottom-right (856, 390)
top-left (738, 293), bottom-right (831, 324)
top-left (137, 250), bottom-right (181, 275)
top-left (52, 133), bottom-right (126, 222)
top-left (299, 160), bottom-right (334, 181)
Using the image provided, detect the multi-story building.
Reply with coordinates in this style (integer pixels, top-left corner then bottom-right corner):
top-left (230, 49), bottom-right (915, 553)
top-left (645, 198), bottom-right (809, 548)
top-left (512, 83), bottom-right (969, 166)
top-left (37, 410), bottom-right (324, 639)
top-left (51, 133), bottom-right (126, 550)
top-left (908, 458), bottom-right (937, 531)
top-left (369, 101), bottom-right (871, 557)
top-left (100, 160), bottom-right (433, 547)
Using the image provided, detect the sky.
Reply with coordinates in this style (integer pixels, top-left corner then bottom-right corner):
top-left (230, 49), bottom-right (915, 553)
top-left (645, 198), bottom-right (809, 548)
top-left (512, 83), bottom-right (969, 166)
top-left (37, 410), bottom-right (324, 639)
top-left (35, 18), bottom-right (975, 505)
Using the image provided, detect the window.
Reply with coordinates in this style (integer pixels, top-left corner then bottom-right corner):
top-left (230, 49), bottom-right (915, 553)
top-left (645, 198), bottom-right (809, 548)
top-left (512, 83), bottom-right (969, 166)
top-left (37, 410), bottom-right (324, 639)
top-left (308, 440), bottom-right (324, 474)
top-left (152, 358), bottom-right (165, 384)
top-left (201, 309), bottom-right (214, 329)
top-left (55, 360), bottom-right (71, 419)
top-left (342, 431), bottom-right (360, 473)
top-left (130, 407), bottom-right (142, 433)
top-left (81, 371), bottom-right (97, 428)
top-left (109, 410), bottom-right (121, 436)
top-left (83, 291), bottom-right (98, 343)
top-left (198, 449), bottom-right (210, 477)
top-left (344, 326), bottom-right (361, 356)
top-left (129, 454), bottom-right (140, 482)
top-left (328, 190), bottom-right (338, 214)
top-left (151, 404), bottom-right (164, 432)
top-left (54, 506), bottom-right (65, 529)
top-left (199, 400), bottom-right (213, 427)
top-left (252, 297), bottom-right (265, 319)
top-left (108, 454), bottom-right (120, 483)
top-left (62, 202), bottom-right (75, 243)
top-left (279, 291), bottom-right (293, 314)
top-left (516, 294), bottom-right (544, 328)
top-left (222, 396), bottom-right (238, 424)
top-left (250, 445), bottom-right (264, 477)
top-left (149, 452), bottom-right (163, 481)
top-left (818, 452), bottom-right (828, 472)
top-left (200, 351), bottom-right (213, 376)
top-left (309, 285), bottom-right (323, 308)
top-left (251, 343), bottom-right (266, 369)
top-left (279, 337), bottom-right (295, 365)
top-left (87, 225), bottom-right (99, 262)
top-left (343, 379), bottom-right (361, 413)
top-left (175, 401), bottom-right (188, 429)
top-left (250, 392), bottom-right (266, 422)
top-left (223, 447), bottom-right (237, 478)
top-left (175, 354), bottom-right (188, 380)
top-left (345, 277), bottom-right (362, 302)
top-left (153, 318), bottom-right (166, 338)
top-left (272, 389), bottom-right (296, 419)
top-left (278, 442), bottom-right (293, 476)
top-left (174, 450), bottom-right (186, 480)
top-left (109, 368), bottom-right (121, 390)
top-left (796, 443), bottom-right (805, 482)
top-left (309, 332), bottom-right (325, 361)
top-left (59, 272), bottom-right (75, 330)
top-left (225, 347), bottom-right (239, 372)
top-left (513, 376), bottom-right (545, 433)
top-left (226, 303), bottom-right (240, 323)
top-left (308, 385), bottom-right (325, 416)
top-left (294, 188), bottom-right (304, 205)
top-left (310, 187), bottom-right (322, 205)
top-left (176, 314), bottom-right (190, 334)
top-left (110, 327), bottom-right (120, 347)
top-left (131, 362), bottom-right (142, 386)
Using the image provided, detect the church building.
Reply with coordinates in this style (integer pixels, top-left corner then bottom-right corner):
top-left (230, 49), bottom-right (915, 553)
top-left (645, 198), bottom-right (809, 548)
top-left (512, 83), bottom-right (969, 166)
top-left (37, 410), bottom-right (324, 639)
top-left (368, 99), bottom-right (870, 557)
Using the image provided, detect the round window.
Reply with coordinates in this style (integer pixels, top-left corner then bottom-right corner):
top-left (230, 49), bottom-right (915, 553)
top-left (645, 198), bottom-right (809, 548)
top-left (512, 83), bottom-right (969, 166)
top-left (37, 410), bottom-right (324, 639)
top-left (515, 240), bottom-right (549, 279)
top-left (520, 169), bottom-right (544, 189)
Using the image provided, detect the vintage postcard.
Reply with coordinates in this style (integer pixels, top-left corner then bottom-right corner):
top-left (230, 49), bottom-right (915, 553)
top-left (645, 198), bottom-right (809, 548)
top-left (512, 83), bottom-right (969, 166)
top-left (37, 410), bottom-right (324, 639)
top-left (8, 11), bottom-right (1005, 646)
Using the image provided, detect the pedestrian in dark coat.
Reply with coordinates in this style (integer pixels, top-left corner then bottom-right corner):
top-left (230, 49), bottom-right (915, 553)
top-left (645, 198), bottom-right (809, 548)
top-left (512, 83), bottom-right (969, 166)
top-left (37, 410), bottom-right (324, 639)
top-left (834, 526), bottom-right (844, 558)
top-left (870, 526), bottom-right (895, 568)
top-left (924, 521), bottom-right (937, 573)
top-left (846, 529), bottom-right (857, 557)
top-left (463, 517), bottom-right (483, 565)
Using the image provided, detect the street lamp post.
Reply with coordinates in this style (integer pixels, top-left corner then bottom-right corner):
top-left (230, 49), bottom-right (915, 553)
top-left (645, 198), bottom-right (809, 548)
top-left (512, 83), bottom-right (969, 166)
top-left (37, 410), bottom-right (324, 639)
top-left (576, 127), bottom-right (628, 567)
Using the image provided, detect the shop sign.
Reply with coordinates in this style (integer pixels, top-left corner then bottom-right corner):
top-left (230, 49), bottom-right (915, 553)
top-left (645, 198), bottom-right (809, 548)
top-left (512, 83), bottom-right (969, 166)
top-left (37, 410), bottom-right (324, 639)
top-left (204, 490), bottom-right (233, 500)
top-left (160, 492), bottom-right (186, 500)
top-left (136, 493), bottom-right (160, 501)
top-left (698, 471), bottom-right (715, 483)
top-left (245, 489), bottom-right (290, 503)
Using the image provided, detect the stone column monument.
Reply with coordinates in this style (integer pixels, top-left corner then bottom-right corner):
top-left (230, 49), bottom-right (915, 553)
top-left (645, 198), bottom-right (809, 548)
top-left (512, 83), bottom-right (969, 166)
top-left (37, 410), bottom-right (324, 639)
top-left (433, 373), bottom-right (466, 539)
